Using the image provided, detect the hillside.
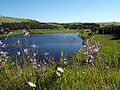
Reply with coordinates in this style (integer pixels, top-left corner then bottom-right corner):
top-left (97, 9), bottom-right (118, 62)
top-left (0, 16), bottom-right (35, 23)
top-left (96, 22), bottom-right (120, 26)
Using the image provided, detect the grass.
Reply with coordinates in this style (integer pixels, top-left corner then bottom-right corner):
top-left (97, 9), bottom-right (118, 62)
top-left (93, 34), bottom-right (120, 62)
top-left (0, 17), bottom-right (32, 23)
top-left (77, 29), bottom-right (93, 40)
top-left (1, 30), bottom-right (120, 89)
top-left (96, 22), bottom-right (120, 27)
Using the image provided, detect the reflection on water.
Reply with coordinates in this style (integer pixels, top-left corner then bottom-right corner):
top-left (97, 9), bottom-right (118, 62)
top-left (0, 33), bottom-right (83, 60)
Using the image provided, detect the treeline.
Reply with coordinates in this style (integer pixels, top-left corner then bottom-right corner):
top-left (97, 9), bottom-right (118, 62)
top-left (98, 25), bottom-right (120, 35)
top-left (0, 22), bottom-right (60, 32)
top-left (2, 21), bottom-right (120, 35)
top-left (61, 23), bottom-right (100, 30)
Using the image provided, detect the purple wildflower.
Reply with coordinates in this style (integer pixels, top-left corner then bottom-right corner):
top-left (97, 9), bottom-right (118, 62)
top-left (32, 61), bottom-right (37, 65)
top-left (33, 58), bottom-right (37, 61)
top-left (17, 51), bottom-right (21, 55)
top-left (31, 44), bottom-right (38, 48)
top-left (93, 49), bottom-right (98, 52)
top-left (24, 32), bottom-right (30, 36)
top-left (1, 44), bottom-right (7, 48)
top-left (5, 57), bottom-right (9, 60)
top-left (89, 54), bottom-right (94, 60)
top-left (30, 58), bottom-right (33, 62)
top-left (0, 51), bottom-right (8, 57)
top-left (43, 52), bottom-right (49, 56)
top-left (22, 28), bottom-right (27, 32)
top-left (33, 53), bottom-right (37, 57)
top-left (34, 64), bottom-right (41, 69)
top-left (24, 48), bottom-right (28, 54)
top-left (83, 45), bottom-right (86, 48)
top-left (0, 28), bottom-right (4, 32)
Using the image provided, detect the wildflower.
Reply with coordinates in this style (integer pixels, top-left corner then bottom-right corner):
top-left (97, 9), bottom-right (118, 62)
top-left (91, 45), bottom-right (95, 48)
top-left (17, 51), bottom-right (21, 55)
top-left (89, 59), bottom-right (94, 63)
top-left (32, 61), bottom-right (37, 65)
top-left (0, 28), bottom-right (4, 32)
top-left (24, 48), bottom-right (28, 54)
top-left (57, 67), bottom-right (64, 73)
top-left (33, 58), bottom-right (37, 61)
top-left (43, 62), bottom-right (47, 65)
top-left (31, 44), bottom-right (38, 48)
top-left (37, 64), bottom-right (41, 67)
top-left (42, 67), bottom-right (47, 70)
top-left (105, 65), bottom-right (110, 69)
top-left (30, 58), bottom-right (33, 62)
top-left (22, 28), bottom-right (27, 32)
top-left (5, 57), bottom-right (9, 60)
top-left (34, 64), bottom-right (41, 69)
top-left (24, 32), bottom-right (30, 36)
top-left (1, 44), bottom-right (7, 48)
top-left (83, 51), bottom-right (88, 55)
top-left (0, 51), bottom-right (7, 57)
top-left (93, 49), bottom-right (98, 52)
top-left (86, 60), bottom-right (89, 63)
top-left (89, 54), bottom-right (94, 59)
top-left (56, 71), bottom-right (61, 76)
top-left (33, 53), bottom-right (37, 56)
top-left (25, 81), bottom-right (36, 87)
top-left (83, 45), bottom-right (86, 48)
top-left (43, 52), bottom-right (49, 56)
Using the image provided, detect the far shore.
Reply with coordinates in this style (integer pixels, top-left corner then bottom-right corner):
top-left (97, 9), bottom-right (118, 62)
top-left (0, 29), bottom-right (79, 38)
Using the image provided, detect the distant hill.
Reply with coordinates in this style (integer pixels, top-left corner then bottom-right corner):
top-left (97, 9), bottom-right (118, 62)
top-left (95, 22), bottom-right (120, 26)
top-left (0, 16), bottom-right (36, 23)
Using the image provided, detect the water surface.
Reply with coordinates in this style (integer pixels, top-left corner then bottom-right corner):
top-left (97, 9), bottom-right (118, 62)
top-left (0, 33), bottom-right (83, 60)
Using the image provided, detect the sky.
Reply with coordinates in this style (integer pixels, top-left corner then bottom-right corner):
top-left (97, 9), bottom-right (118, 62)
top-left (0, 0), bottom-right (120, 23)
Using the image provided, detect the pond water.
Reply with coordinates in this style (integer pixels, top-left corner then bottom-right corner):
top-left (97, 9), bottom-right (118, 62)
top-left (0, 33), bottom-right (83, 60)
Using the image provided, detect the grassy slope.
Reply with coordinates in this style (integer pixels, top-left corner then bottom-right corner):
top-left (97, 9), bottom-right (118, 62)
top-left (0, 17), bottom-right (33, 23)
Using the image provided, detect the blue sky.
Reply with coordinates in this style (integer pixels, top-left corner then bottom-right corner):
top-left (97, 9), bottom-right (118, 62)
top-left (0, 0), bottom-right (120, 23)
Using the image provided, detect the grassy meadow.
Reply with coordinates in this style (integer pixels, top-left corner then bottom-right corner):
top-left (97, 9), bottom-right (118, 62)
top-left (1, 28), bottom-right (120, 89)
top-left (1, 17), bottom-right (120, 89)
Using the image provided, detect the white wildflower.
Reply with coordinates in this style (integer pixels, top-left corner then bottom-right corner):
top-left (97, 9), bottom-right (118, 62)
top-left (56, 71), bottom-right (61, 76)
top-left (57, 67), bottom-right (64, 73)
top-left (27, 82), bottom-right (36, 87)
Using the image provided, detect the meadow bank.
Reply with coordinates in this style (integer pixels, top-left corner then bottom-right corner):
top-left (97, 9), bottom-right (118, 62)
top-left (1, 17), bottom-right (120, 89)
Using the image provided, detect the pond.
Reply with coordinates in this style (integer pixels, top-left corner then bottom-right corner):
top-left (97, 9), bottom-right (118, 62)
top-left (0, 33), bottom-right (83, 60)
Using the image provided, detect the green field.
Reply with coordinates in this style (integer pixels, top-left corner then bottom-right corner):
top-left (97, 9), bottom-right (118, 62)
top-left (1, 32), bottom-right (120, 89)
top-left (96, 22), bottom-right (120, 27)
top-left (0, 17), bottom-right (33, 23)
